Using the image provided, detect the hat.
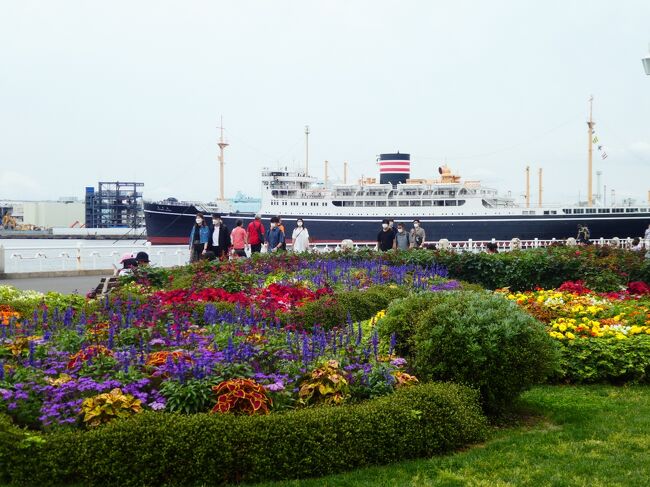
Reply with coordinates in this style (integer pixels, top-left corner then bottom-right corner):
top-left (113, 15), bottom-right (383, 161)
top-left (213, 213), bottom-right (221, 219)
top-left (119, 252), bottom-right (134, 263)
top-left (135, 251), bottom-right (150, 263)
top-left (255, 213), bottom-right (261, 219)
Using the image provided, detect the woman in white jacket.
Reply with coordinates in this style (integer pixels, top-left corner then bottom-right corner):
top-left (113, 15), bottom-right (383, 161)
top-left (291, 218), bottom-right (310, 252)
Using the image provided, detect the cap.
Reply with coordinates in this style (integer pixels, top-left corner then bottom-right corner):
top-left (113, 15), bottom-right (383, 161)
top-left (255, 213), bottom-right (261, 219)
top-left (135, 251), bottom-right (150, 263)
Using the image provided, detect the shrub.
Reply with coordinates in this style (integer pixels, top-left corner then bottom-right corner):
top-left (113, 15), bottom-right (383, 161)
top-left (554, 335), bottom-right (650, 384)
top-left (0, 382), bottom-right (487, 486)
top-left (383, 290), bottom-right (559, 414)
top-left (80, 388), bottom-right (143, 427)
top-left (285, 285), bottom-right (409, 330)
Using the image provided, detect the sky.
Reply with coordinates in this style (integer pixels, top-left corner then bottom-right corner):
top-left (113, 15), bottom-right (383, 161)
top-left (1, 0), bottom-right (650, 206)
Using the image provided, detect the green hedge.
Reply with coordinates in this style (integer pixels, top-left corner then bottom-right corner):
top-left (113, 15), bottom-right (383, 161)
top-left (0, 382), bottom-right (487, 486)
top-left (378, 290), bottom-right (560, 414)
top-left (554, 335), bottom-right (650, 384)
top-left (282, 285), bottom-right (410, 330)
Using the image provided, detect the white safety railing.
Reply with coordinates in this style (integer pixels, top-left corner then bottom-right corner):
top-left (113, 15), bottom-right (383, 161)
top-left (0, 237), bottom-right (647, 274)
top-left (0, 243), bottom-right (189, 274)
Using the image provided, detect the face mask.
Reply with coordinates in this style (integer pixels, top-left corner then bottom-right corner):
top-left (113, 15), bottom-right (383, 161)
top-left (215, 220), bottom-right (221, 226)
top-left (382, 224), bottom-right (388, 229)
top-left (271, 223), bottom-right (276, 228)
top-left (414, 223), bottom-right (419, 228)
top-left (195, 218), bottom-right (203, 224)
top-left (297, 221), bottom-right (303, 227)
top-left (398, 228), bottom-right (404, 233)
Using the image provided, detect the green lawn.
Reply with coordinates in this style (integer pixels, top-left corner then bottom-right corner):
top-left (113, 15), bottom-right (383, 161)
top-left (252, 386), bottom-right (650, 487)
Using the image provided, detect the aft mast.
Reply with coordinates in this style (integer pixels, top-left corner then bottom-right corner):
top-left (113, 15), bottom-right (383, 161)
top-left (587, 96), bottom-right (594, 207)
top-left (218, 117), bottom-right (229, 202)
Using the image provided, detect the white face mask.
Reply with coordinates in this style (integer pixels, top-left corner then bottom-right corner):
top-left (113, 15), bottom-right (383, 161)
top-left (297, 221), bottom-right (303, 227)
top-left (398, 228), bottom-right (404, 233)
top-left (214, 220), bottom-right (221, 226)
top-left (414, 223), bottom-right (419, 228)
top-left (382, 224), bottom-right (388, 229)
top-left (195, 218), bottom-right (203, 224)
top-left (271, 223), bottom-right (276, 228)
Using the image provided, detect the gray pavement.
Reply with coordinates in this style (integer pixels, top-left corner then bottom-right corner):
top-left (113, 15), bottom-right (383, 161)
top-left (0, 275), bottom-right (105, 294)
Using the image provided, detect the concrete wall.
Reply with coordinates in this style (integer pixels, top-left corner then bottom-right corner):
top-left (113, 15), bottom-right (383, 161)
top-left (22, 202), bottom-right (85, 228)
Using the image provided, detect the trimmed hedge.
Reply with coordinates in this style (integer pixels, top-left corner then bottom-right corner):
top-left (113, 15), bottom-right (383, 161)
top-left (554, 335), bottom-right (650, 384)
top-left (0, 382), bottom-right (486, 486)
top-left (378, 290), bottom-right (560, 414)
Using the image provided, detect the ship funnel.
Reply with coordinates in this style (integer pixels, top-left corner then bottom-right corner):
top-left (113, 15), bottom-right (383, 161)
top-left (379, 153), bottom-right (410, 185)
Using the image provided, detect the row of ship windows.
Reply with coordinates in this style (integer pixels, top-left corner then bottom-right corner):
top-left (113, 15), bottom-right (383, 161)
top-left (270, 201), bottom-right (329, 207)
top-left (331, 200), bottom-right (467, 207)
top-left (562, 208), bottom-right (648, 214)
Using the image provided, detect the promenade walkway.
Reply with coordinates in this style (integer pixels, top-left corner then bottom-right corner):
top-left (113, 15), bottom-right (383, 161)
top-left (0, 275), bottom-right (104, 294)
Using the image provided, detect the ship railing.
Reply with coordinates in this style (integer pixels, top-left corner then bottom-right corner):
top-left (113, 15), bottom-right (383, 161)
top-left (0, 243), bottom-right (190, 274)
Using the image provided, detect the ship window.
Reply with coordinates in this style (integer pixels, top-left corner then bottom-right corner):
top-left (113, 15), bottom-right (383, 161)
top-left (322, 202), bottom-right (327, 206)
top-left (376, 201), bottom-right (386, 207)
top-left (355, 201), bottom-right (364, 207)
top-left (586, 209), bottom-right (596, 214)
top-left (597, 209), bottom-right (610, 213)
top-left (445, 200), bottom-right (457, 206)
top-left (422, 200), bottom-right (432, 206)
top-left (332, 201), bottom-right (342, 207)
top-left (625, 208), bottom-right (638, 213)
top-left (399, 200), bottom-right (409, 207)
top-left (612, 208), bottom-right (624, 213)
top-left (573, 209), bottom-right (584, 214)
top-left (410, 200), bottom-right (421, 206)
top-left (388, 201), bottom-right (397, 207)
top-left (302, 202), bottom-right (306, 206)
top-left (544, 211), bottom-right (550, 215)
top-left (563, 208), bottom-right (571, 214)
top-left (458, 200), bottom-right (466, 206)
top-left (434, 200), bottom-right (444, 206)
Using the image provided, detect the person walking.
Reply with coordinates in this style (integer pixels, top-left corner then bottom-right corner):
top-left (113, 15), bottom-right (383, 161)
top-left (291, 218), bottom-right (310, 252)
top-left (266, 216), bottom-right (285, 252)
top-left (230, 219), bottom-right (248, 258)
top-left (377, 219), bottom-right (396, 251)
top-left (410, 219), bottom-right (426, 249)
top-left (394, 223), bottom-right (411, 250)
top-left (210, 214), bottom-right (231, 259)
top-left (277, 216), bottom-right (287, 251)
top-left (247, 214), bottom-right (266, 254)
top-left (189, 213), bottom-right (211, 262)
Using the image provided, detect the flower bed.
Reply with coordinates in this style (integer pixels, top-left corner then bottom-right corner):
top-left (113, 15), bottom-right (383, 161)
top-left (0, 257), bottom-right (456, 430)
top-left (502, 280), bottom-right (650, 384)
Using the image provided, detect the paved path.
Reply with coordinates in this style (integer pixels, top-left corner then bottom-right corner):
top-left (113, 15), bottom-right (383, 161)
top-left (0, 275), bottom-right (105, 294)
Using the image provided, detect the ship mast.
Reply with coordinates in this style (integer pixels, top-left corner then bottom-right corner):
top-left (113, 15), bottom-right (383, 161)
top-left (587, 96), bottom-right (595, 207)
top-left (218, 117), bottom-right (229, 201)
top-left (305, 125), bottom-right (310, 175)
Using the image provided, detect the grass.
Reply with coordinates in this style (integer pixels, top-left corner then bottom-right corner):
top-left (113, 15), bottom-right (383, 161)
top-left (251, 385), bottom-right (650, 487)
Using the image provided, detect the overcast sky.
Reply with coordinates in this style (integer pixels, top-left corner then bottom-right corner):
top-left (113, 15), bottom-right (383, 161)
top-left (1, 1), bottom-right (650, 206)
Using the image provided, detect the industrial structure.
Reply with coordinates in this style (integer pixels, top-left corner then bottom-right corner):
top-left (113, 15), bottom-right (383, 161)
top-left (85, 182), bottom-right (144, 229)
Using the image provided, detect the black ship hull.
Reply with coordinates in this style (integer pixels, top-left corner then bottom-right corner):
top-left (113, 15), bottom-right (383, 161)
top-left (144, 202), bottom-right (650, 245)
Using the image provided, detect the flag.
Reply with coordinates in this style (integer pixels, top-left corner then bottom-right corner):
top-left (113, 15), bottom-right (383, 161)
top-left (593, 136), bottom-right (599, 143)
top-left (602, 152), bottom-right (608, 159)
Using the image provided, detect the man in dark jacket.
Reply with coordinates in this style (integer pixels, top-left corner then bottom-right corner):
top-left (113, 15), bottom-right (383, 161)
top-left (210, 214), bottom-right (231, 258)
top-left (377, 219), bottom-right (396, 251)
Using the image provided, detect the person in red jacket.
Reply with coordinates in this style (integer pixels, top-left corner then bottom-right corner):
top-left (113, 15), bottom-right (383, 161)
top-left (247, 213), bottom-right (266, 254)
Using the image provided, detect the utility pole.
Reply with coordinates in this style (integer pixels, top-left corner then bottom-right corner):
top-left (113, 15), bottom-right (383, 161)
top-left (538, 168), bottom-right (543, 207)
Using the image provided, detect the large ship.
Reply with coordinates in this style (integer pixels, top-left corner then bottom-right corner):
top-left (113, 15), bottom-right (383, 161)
top-left (144, 151), bottom-right (650, 244)
top-left (145, 113), bottom-right (650, 245)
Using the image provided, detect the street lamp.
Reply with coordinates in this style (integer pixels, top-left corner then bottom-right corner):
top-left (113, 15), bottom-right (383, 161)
top-left (643, 45), bottom-right (650, 75)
